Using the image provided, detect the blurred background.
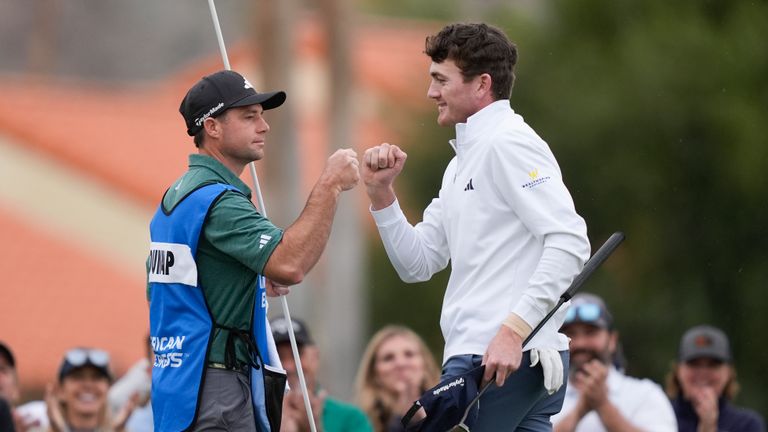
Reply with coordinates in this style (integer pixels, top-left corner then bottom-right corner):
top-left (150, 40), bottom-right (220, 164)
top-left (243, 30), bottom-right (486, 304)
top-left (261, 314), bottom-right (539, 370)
top-left (0, 0), bottom-right (766, 418)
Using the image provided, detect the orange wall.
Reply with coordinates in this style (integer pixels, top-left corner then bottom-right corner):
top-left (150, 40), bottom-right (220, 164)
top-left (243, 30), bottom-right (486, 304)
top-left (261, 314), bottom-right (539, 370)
top-left (0, 207), bottom-right (148, 391)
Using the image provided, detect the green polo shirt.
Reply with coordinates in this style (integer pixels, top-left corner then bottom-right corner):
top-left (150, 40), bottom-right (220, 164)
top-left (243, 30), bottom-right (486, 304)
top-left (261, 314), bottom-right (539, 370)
top-left (148, 154), bottom-right (284, 366)
top-left (323, 397), bottom-right (374, 432)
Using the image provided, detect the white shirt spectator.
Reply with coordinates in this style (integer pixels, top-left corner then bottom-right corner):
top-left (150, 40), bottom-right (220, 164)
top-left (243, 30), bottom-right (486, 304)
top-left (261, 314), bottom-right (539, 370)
top-left (14, 400), bottom-right (48, 432)
top-left (551, 366), bottom-right (677, 432)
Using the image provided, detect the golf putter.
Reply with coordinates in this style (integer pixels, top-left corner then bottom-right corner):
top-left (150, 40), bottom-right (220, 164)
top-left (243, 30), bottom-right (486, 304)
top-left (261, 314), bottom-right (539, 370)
top-left (448, 231), bottom-right (625, 432)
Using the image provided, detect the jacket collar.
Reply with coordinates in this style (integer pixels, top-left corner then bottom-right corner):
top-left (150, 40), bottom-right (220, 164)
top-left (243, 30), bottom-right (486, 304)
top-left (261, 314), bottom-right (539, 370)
top-left (449, 100), bottom-right (513, 154)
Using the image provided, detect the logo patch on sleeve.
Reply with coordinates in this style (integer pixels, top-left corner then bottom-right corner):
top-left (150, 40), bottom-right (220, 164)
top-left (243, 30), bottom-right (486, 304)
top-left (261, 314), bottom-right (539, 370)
top-left (521, 168), bottom-right (551, 189)
top-left (259, 234), bottom-right (272, 249)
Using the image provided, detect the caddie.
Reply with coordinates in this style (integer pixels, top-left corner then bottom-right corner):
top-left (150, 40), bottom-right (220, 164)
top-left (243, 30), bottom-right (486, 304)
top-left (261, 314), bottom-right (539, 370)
top-left (147, 69), bottom-right (359, 432)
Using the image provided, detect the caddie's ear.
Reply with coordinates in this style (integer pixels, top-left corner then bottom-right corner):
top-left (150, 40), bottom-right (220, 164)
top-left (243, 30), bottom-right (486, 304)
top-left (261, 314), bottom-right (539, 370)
top-left (203, 116), bottom-right (222, 139)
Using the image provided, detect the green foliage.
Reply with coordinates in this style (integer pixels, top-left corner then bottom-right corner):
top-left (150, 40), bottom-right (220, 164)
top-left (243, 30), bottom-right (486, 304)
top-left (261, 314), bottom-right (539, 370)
top-left (363, 0), bottom-right (768, 415)
top-left (512, 0), bottom-right (768, 411)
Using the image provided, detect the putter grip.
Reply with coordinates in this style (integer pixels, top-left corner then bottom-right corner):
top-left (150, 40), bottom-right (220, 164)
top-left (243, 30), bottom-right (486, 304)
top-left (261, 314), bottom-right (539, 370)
top-left (562, 231), bottom-right (625, 301)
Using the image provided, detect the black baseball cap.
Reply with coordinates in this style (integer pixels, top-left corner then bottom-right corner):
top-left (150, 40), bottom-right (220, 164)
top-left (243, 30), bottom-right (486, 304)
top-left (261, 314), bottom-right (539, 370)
top-left (0, 341), bottom-right (15, 368)
top-left (561, 292), bottom-right (614, 330)
top-left (58, 348), bottom-right (113, 383)
top-left (179, 70), bottom-right (286, 136)
top-left (679, 325), bottom-right (731, 363)
top-left (270, 317), bottom-right (314, 346)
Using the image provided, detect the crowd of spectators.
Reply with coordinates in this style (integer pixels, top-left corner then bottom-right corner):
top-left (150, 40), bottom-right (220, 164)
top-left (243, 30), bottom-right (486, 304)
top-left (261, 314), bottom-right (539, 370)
top-left (1, 302), bottom-right (764, 431)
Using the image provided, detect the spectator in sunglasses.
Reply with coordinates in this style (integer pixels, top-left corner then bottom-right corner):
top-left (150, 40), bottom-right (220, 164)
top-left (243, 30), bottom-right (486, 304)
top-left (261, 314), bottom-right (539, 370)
top-left (45, 348), bottom-right (135, 432)
top-left (551, 293), bottom-right (677, 432)
top-left (665, 325), bottom-right (765, 432)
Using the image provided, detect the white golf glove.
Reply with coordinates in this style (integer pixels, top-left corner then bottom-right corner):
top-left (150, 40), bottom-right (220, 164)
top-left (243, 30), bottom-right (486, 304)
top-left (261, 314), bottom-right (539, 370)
top-left (530, 348), bottom-right (564, 395)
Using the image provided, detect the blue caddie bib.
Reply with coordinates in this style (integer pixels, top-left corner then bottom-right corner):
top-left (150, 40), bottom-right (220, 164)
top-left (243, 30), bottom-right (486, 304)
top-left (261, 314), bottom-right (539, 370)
top-left (148, 183), bottom-right (280, 432)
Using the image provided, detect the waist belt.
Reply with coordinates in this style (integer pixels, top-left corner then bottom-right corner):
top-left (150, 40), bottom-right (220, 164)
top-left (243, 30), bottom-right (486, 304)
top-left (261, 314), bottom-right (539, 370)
top-left (208, 362), bottom-right (249, 375)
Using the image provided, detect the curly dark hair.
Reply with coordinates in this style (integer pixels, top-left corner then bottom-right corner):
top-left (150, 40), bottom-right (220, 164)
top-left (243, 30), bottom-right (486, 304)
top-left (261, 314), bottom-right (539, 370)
top-left (425, 23), bottom-right (517, 100)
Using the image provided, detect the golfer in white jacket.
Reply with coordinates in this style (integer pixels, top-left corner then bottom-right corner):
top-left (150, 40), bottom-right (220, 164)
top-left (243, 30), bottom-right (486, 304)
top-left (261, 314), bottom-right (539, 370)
top-left (362, 22), bottom-right (590, 431)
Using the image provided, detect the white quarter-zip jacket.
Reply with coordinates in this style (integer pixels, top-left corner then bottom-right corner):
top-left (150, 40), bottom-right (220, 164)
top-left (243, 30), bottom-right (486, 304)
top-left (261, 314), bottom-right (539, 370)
top-left (371, 100), bottom-right (591, 363)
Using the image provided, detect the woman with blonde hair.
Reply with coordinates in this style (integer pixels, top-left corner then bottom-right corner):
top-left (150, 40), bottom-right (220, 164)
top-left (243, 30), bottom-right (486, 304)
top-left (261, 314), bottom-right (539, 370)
top-left (355, 326), bottom-right (440, 432)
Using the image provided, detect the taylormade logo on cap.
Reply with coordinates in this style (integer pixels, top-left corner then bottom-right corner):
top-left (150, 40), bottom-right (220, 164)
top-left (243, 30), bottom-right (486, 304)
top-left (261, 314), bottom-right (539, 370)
top-left (194, 102), bottom-right (224, 127)
top-left (433, 376), bottom-right (465, 395)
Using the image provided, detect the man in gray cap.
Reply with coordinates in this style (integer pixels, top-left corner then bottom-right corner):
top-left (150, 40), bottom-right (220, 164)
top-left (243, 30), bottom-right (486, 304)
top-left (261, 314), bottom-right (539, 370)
top-left (667, 325), bottom-right (765, 432)
top-left (551, 293), bottom-right (677, 432)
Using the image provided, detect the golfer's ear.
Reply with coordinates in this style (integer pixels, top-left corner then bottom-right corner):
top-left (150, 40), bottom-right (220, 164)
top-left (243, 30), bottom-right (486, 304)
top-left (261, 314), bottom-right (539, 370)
top-left (477, 73), bottom-right (492, 96)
